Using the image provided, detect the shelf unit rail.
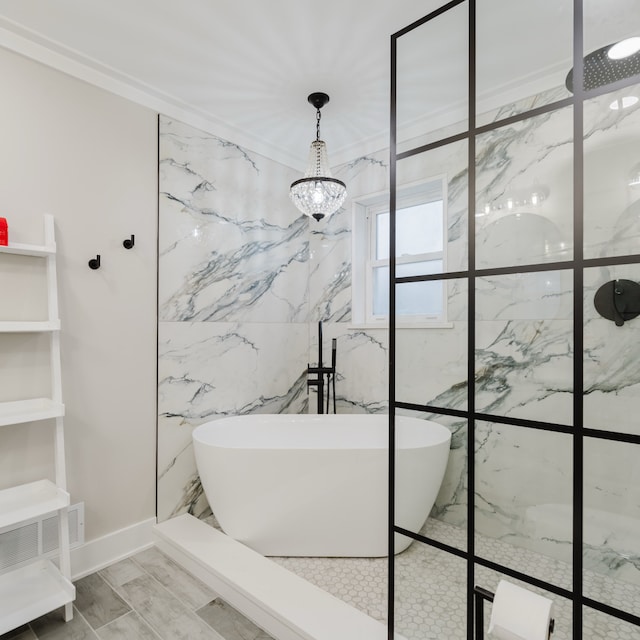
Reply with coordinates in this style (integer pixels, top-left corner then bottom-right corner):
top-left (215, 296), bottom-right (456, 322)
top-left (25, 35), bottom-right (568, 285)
top-left (45, 215), bottom-right (73, 623)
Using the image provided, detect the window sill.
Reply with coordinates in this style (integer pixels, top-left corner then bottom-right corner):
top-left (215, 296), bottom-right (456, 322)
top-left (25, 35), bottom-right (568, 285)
top-left (348, 321), bottom-right (455, 330)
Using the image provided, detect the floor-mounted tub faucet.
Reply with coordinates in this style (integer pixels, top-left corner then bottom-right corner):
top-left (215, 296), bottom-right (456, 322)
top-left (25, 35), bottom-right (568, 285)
top-left (307, 321), bottom-right (337, 413)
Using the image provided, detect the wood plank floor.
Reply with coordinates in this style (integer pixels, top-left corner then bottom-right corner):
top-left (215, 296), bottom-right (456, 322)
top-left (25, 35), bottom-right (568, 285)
top-left (0, 547), bottom-right (273, 640)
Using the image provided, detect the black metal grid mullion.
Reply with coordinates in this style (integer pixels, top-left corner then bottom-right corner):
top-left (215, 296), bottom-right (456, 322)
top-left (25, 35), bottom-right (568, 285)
top-left (582, 597), bottom-right (640, 628)
top-left (392, 0), bottom-right (466, 39)
top-left (397, 253), bottom-right (640, 284)
top-left (466, 2), bottom-right (477, 638)
top-left (388, 29), bottom-right (398, 640)
top-left (395, 525), bottom-right (468, 560)
top-left (398, 402), bottom-right (640, 446)
top-left (573, 1), bottom-right (585, 636)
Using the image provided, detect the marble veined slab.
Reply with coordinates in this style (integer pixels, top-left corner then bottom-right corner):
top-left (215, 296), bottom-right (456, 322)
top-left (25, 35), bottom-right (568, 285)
top-left (159, 116), bottom-right (309, 323)
top-left (583, 83), bottom-right (640, 260)
top-left (475, 105), bottom-right (574, 269)
top-left (157, 321), bottom-right (308, 520)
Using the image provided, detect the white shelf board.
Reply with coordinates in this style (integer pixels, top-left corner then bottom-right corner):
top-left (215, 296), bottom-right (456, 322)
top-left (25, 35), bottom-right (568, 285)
top-left (0, 320), bottom-right (60, 332)
top-left (0, 242), bottom-right (55, 257)
top-left (0, 398), bottom-right (65, 427)
top-left (0, 559), bottom-right (75, 635)
top-left (0, 480), bottom-right (70, 530)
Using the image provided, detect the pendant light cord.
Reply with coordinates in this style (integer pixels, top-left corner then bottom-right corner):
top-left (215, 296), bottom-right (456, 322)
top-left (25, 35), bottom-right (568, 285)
top-left (315, 108), bottom-right (322, 175)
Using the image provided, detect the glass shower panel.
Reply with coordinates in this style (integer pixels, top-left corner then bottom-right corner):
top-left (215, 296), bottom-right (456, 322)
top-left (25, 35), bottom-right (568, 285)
top-left (475, 106), bottom-right (573, 270)
top-left (476, 0), bottom-right (573, 127)
top-left (583, 84), bottom-right (640, 260)
top-left (475, 271), bottom-right (574, 424)
top-left (375, 263), bottom-right (444, 317)
top-left (583, 606), bottom-right (640, 639)
top-left (396, 278), bottom-right (467, 410)
top-left (474, 565), bottom-right (573, 640)
top-left (396, 410), bottom-right (468, 552)
top-left (395, 1), bottom-right (468, 155)
top-left (583, 437), bottom-right (640, 616)
top-left (396, 140), bottom-right (468, 274)
top-left (584, 265), bottom-right (640, 437)
top-left (475, 421), bottom-right (573, 590)
top-left (394, 533), bottom-right (467, 640)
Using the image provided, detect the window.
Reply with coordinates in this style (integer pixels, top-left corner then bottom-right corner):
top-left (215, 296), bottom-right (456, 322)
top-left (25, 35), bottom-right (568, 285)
top-left (352, 177), bottom-right (447, 325)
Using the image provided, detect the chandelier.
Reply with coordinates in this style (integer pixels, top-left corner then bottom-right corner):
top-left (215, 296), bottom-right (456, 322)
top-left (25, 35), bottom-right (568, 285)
top-left (289, 92), bottom-right (347, 221)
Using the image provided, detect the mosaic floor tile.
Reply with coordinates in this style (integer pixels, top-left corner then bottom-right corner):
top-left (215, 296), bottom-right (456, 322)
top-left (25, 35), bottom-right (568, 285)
top-left (271, 518), bottom-right (640, 640)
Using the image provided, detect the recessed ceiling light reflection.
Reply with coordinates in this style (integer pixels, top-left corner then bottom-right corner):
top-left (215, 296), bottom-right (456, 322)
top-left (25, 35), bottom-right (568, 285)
top-left (609, 96), bottom-right (639, 110)
top-left (629, 162), bottom-right (640, 187)
top-left (608, 37), bottom-right (640, 60)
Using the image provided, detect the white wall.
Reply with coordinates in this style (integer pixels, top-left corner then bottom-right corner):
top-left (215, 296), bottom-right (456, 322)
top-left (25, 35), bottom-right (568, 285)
top-left (0, 47), bottom-right (157, 543)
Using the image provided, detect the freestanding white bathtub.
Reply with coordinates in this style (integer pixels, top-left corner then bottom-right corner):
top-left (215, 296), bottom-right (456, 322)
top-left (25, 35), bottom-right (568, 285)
top-left (192, 414), bottom-right (451, 557)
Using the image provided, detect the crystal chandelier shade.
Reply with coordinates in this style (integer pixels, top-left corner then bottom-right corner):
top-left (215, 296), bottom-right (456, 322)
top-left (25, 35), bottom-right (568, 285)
top-left (290, 141), bottom-right (347, 221)
top-left (289, 93), bottom-right (347, 221)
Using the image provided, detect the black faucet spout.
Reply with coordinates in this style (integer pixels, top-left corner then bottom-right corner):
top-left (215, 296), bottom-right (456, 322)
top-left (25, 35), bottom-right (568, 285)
top-left (306, 321), bottom-right (337, 413)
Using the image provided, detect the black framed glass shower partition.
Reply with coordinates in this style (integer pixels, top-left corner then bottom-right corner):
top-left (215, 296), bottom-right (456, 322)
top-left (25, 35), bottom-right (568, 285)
top-left (389, 1), bottom-right (640, 639)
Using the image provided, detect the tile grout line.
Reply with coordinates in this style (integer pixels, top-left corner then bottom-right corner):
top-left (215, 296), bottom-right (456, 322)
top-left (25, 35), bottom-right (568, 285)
top-left (72, 606), bottom-right (101, 639)
top-left (97, 562), bottom-right (179, 639)
top-left (92, 566), bottom-right (166, 640)
top-left (82, 572), bottom-right (136, 632)
top-left (89, 606), bottom-right (164, 640)
top-left (104, 611), bottom-right (164, 640)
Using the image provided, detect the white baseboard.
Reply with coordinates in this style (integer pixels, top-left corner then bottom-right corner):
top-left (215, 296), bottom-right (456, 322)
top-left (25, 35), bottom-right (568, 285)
top-left (70, 516), bottom-right (156, 580)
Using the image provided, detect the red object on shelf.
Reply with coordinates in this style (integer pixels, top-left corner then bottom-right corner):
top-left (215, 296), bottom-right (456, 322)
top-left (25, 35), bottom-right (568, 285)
top-left (0, 218), bottom-right (7, 246)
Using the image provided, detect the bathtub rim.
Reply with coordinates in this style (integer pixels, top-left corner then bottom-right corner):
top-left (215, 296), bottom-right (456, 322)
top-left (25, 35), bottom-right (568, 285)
top-left (192, 413), bottom-right (451, 451)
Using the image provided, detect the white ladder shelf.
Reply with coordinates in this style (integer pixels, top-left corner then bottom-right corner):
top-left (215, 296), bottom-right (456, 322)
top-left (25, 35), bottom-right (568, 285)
top-left (0, 215), bottom-right (75, 635)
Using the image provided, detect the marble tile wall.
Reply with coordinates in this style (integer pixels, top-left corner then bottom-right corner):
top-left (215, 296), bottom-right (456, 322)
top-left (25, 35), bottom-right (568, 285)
top-left (306, 153), bottom-right (391, 414)
top-left (158, 78), bottom-right (640, 600)
top-left (157, 119), bottom-right (400, 519)
top-left (158, 117), bottom-right (310, 521)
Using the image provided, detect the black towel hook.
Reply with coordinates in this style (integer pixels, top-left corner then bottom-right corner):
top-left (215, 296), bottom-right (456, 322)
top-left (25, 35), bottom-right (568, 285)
top-left (123, 235), bottom-right (135, 249)
top-left (88, 255), bottom-right (101, 270)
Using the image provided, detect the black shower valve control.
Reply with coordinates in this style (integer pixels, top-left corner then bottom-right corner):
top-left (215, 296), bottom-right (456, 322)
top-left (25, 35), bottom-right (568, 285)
top-left (594, 278), bottom-right (640, 327)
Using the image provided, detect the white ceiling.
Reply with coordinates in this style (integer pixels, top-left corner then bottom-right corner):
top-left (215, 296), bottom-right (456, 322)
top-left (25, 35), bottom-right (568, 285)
top-left (0, 1), bottom-right (637, 169)
top-left (0, 0), bottom-right (443, 168)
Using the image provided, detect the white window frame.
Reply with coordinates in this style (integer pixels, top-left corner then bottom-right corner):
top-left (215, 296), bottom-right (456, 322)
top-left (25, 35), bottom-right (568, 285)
top-left (351, 176), bottom-right (450, 328)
